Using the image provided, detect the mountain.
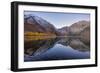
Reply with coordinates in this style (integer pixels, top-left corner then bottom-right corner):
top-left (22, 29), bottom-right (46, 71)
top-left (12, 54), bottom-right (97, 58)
top-left (69, 21), bottom-right (90, 35)
top-left (80, 25), bottom-right (90, 45)
top-left (24, 14), bottom-right (90, 37)
top-left (24, 14), bottom-right (59, 35)
top-left (58, 26), bottom-right (70, 36)
top-left (59, 21), bottom-right (90, 36)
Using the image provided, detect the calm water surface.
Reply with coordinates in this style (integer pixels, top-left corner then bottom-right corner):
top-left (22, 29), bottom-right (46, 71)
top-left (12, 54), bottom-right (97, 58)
top-left (24, 37), bottom-right (90, 62)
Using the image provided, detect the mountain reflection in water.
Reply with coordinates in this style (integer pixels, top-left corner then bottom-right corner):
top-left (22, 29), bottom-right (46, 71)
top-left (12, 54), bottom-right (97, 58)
top-left (24, 36), bottom-right (90, 62)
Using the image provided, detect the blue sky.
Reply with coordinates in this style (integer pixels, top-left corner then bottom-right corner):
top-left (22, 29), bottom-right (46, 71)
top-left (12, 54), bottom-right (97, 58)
top-left (24, 11), bottom-right (90, 29)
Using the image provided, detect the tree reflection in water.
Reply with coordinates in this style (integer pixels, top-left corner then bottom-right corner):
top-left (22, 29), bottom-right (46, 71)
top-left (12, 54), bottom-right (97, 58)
top-left (24, 36), bottom-right (90, 62)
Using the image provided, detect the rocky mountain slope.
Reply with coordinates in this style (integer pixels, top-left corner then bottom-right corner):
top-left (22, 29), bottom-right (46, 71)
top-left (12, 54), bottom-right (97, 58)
top-left (24, 14), bottom-right (90, 37)
top-left (59, 21), bottom-right (90, 36)
top-left (24, 14), bottom-right (59, 35)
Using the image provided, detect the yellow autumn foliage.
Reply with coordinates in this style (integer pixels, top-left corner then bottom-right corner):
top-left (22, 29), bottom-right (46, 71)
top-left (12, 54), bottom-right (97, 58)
top-left (24, 32), bottom-right (52, 36)
top-left (24, 32), bottom-right (46, 36)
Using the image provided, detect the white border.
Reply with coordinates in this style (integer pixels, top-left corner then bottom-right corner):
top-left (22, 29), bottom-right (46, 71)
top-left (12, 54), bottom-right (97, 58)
top-left (18, 5), bottom-right (95, 68)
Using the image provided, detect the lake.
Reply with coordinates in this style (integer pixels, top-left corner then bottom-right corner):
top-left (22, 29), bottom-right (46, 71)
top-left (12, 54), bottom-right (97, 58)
top-left (24, 36), bottom-right (90, 62)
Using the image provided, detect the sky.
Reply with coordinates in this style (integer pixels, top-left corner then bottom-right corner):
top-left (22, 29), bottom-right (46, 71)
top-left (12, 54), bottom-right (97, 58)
top-left (24, 11), bottom-right (90, 29)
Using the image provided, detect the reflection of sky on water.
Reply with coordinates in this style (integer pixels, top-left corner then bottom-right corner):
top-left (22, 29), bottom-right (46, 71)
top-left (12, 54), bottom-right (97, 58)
top-left (24, 43), bottom-right (90, 61)
top-left (44, 44), bottom-right (90, 58)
